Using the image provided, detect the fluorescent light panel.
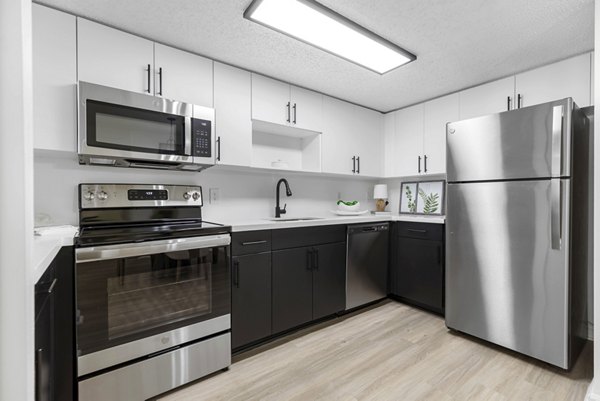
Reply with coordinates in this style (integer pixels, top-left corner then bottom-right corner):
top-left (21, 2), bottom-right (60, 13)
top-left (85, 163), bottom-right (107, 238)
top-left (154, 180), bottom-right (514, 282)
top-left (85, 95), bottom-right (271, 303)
top-left (244, 0), bottom-right (415, 74)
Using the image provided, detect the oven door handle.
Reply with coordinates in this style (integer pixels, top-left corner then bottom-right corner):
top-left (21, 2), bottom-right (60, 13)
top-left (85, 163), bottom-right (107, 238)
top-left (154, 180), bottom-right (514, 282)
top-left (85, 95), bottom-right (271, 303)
top-left (76, 234), bottom-right (231, 263)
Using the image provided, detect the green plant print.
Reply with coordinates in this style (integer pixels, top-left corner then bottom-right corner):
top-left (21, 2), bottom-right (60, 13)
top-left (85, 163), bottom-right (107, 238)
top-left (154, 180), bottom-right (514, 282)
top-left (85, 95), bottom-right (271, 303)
top-left (418, 188), bottom-right (440, 214)
top-left (405, 186), bottom-right (417, 213)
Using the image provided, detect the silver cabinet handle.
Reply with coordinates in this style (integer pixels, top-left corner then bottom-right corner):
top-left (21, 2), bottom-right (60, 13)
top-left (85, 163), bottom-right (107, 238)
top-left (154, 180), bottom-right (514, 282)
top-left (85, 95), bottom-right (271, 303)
top-left (352, 156), bottom-right (356, 173)
top-left (517, 93), bottom-right (523, 108)
top-left (76, 234), bottom-right (231, 263)
top-left (356, 156), bottom-right (360, 174)
top-left (292, 103), bottom-right (297, 124)
top-left (286, 102), bottom-right (291, 123)
top-left (158, 67), bottom-right (163, 96)
top-left (424, 155), bottom-right (428, 173)
top-left (241, 240), bottom-right (267, 246)
top-left (551, 105), bottom-right (563, 177)
top-left (550, 180), bottom-right (562, 250)
top-left (418, 156), bottom-right (421, 173)
top-left (507, 96), bottom-right (512, 111)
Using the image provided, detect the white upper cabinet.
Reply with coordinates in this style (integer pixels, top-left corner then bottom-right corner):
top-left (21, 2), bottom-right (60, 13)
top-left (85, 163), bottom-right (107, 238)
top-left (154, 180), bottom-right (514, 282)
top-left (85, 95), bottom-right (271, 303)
top-left (393, 104), bottom-right (424, 177)
top-left (385, 93), bottom-right (458, 177)
top-left (290, 85), bottom-right (323, 132)
top-left (322, 96), bottom-right (382, 176)
top-left (322, 96), bottom-right (355, 175)
top-left (423, 93), bottom-right (459, 175)
top-left (78, 18), bottom-right (154, 94)
top-left (154, 44), bottom-right (213, 107)
top-left (515, 53), bottom-right (591, 108)
top-left (252, 74), bottom-right (291, 125)
top-left (214, 62), bottom-right (252, 167)
top-left (251, 74), bottom-right (323, 132)
top-left (459, 76), bottom-right (515, 120)
top-left (33, 4), bottom-right (77, 152)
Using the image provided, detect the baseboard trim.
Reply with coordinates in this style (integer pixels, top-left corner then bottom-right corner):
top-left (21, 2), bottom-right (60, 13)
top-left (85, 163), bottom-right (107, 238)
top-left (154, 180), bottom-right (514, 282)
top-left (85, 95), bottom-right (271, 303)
top-left (585, 379), bottom-right (600, 401)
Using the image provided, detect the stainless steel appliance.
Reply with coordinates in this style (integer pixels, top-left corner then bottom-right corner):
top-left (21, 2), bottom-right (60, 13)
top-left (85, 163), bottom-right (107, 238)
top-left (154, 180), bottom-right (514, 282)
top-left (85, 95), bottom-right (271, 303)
top-left (446, 98), bottom-right (589, 369)
top-left (75, 184), bottom-right (231, 400)
top-left (346, 223), bottom-right (389, 310)
top-left (78, 81), bottom-right (215, 171)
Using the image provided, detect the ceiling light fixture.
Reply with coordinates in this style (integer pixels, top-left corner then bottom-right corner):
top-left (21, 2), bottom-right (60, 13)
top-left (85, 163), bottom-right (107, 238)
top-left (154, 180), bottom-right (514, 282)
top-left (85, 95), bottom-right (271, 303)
top-left (244, 0), bottom-right (416, 74)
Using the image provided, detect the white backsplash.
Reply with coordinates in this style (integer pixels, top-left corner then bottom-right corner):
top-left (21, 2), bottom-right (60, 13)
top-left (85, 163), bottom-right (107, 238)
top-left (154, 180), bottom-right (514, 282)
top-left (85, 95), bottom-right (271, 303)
top-left (34, 152), bottom-right (380, 226)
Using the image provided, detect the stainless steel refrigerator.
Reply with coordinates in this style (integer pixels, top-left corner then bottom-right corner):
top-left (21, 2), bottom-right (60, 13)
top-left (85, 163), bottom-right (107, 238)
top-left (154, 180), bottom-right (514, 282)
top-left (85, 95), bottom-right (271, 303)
top-left (445, 98), bottom-right (590, 369)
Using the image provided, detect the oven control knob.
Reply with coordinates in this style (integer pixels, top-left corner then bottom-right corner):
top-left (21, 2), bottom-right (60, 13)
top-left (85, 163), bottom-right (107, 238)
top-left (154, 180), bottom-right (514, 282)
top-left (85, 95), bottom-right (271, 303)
top-left (183, 192), bottom-right (192, 200)
top-left (97, 191), bottom-right (108, 201)
top-left (83, 191), bottom-right (95, 201)
top-left (192, 192), bottom-right (200, 201)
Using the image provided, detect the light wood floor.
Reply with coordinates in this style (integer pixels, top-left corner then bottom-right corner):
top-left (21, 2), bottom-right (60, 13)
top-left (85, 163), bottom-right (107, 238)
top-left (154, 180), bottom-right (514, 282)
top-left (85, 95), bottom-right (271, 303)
top-left (158, 301), bottom-right (593, 401)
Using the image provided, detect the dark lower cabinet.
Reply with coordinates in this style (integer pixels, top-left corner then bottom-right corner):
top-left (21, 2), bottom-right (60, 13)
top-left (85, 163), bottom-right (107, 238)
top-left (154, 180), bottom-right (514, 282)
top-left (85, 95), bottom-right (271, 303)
top-left (312, 242), bottom-right (346, 320)
top-left (231, 252), bottom-right (272, 349)
top-left (391, 222), bottom-right (444, 314)
top-left (272, 242), bottom-right (346, 334)
top-left (272, 247), bottom-right (314, 334)
top-left (35, 246), bottom-right (75, 401)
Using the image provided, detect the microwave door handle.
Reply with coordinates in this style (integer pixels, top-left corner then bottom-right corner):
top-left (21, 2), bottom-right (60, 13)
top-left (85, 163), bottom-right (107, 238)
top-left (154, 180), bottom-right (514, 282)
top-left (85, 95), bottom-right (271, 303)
top-left (184, 117), bottom-right (192, 156)
top-left (75, 234), bottom-right (231, 263)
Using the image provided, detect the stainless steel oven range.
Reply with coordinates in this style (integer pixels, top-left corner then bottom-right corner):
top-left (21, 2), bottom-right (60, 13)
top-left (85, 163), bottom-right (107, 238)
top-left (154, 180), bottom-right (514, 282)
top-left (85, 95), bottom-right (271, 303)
top-left (75, 184), bottom-right (231, 401)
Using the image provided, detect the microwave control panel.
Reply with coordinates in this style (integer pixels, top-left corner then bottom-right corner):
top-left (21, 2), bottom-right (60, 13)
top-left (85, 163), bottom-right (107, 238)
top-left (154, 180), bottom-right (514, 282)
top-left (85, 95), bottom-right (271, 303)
top-left (192, 118), bottom-right (212, 158)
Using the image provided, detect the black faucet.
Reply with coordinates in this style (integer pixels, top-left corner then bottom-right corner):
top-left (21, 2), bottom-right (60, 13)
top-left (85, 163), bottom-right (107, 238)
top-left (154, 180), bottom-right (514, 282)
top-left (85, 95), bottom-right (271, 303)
top-left (275, 178), bottom-right (292, 218)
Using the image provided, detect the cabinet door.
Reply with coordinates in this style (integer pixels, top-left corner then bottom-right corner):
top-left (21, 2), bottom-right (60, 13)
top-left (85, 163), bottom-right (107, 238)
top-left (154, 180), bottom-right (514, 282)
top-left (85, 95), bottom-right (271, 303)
top-left (154, 43), bottom-right (213, 106)
top-left (231, 253), bottom-right (272, 349)
top-left (251, 74), bottom-right (290, 125)
top-left (33, 5), bottom-right (77, 153)
top-left (383, 112), bottom-right (396, 177)
top-left (515, 53), bottom-right (591, 108)
top-left (321, 96), bottom-right (356, 175)
top-left (394, 237), bottom-right (444, 313)
top-left (458, 76), bottom-right (515, 120)
top-left (78, 18), bottom-right (154, 93)
top-left (312, 243), bottom-right (346, 320)
top-left (290, 85), bottom-right (322, 131)
top-left (272, 247), bottom-right (313, 333)
top-left (214, 62), bottom-right (252, 166)
top-left (352, 106), bottom-right (383, 177)
top-left (394, 104), bottom-right (424, 177)
top-left (423, 93), bottom-right (459, 175)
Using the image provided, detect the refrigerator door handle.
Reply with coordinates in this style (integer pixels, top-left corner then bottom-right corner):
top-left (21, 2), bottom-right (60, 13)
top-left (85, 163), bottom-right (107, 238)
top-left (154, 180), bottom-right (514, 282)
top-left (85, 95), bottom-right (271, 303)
top-left (551, 105), bottom-right (564, 177)
top-left (551, 179), bottom-right (562, 250)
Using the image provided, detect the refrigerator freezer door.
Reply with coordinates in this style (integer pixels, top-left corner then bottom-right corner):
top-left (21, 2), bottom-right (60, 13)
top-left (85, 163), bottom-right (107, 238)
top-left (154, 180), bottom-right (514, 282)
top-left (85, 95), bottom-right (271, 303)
top-left (447, 98), bottom-right (572, 182)
top-left (445, 179), bottom-right (570, 368)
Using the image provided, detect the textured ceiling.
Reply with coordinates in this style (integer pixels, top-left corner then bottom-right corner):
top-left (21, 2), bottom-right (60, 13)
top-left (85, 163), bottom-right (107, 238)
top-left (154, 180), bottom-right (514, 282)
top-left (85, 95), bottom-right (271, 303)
top-left (37, 0), bottom-right (594, 112)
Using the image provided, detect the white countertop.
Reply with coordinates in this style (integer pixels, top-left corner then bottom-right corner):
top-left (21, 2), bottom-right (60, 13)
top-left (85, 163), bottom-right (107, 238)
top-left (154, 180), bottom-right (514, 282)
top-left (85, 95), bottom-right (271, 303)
top-left (32, 228), bottom-right (77, 283)
top-left (222, 213), bottom-right (445, 232)
top-left (30, 215), bottom-right (444, 281)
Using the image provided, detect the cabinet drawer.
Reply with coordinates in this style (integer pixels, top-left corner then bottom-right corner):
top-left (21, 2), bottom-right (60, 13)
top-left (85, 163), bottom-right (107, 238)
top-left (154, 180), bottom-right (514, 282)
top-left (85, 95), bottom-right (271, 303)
top-left (272, 225), bottom-right (346, 250)
top-left (395, 222), bottom-right (444, 241)
top-left (232, 231), bottom-right (271, 256)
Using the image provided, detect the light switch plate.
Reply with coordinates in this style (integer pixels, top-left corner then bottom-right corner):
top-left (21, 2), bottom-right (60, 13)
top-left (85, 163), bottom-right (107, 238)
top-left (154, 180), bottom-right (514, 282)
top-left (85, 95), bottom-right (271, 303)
top-left (209, 188), bottom-right (220, 204)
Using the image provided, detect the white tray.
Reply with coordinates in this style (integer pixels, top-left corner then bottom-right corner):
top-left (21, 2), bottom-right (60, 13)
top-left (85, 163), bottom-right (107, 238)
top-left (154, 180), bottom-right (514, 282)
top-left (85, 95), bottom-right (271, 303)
top-left (330, 210), bottom-right (370, 216)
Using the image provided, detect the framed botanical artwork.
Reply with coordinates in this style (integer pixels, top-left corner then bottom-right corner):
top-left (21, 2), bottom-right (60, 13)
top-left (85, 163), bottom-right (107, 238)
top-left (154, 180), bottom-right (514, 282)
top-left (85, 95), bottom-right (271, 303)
top-left (399, 182), bottom-right (418, 214)
top-left (415, 181), bottom-right (444, 215)
top-left (399, 180), bottom-right (445, 215)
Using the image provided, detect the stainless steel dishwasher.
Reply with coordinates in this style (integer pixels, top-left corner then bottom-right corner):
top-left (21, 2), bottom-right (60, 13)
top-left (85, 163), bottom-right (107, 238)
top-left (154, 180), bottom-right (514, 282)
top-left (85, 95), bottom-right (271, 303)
top-left (346, 222), bottom-right (389, 310)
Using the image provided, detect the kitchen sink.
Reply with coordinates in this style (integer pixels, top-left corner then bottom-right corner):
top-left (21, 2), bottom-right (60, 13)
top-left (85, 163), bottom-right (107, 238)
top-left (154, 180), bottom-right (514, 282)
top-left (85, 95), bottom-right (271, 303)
top-left (266, 217), bottom-right (324, 222)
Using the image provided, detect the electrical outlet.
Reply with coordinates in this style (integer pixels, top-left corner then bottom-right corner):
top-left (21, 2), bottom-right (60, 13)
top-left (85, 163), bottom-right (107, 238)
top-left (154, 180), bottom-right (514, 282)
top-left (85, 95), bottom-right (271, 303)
top-left (209, 188), bottom-right (220, 204)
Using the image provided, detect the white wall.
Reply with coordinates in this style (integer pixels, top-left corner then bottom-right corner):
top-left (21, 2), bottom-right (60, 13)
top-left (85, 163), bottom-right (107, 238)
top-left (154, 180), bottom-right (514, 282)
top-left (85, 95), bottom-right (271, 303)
top-left (34, 152), bottom-right (379, 226)
top-left (0, 0), bottom-right (34, 400)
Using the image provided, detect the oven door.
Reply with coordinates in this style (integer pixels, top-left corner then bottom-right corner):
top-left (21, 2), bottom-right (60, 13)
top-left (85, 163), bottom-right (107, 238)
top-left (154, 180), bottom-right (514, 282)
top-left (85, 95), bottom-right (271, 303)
top-left (75, 234), bottom-right (230, 377)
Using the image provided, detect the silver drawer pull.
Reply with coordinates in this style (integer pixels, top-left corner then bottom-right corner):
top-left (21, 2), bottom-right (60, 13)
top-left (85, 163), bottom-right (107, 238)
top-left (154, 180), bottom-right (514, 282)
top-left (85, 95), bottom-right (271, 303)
top-left (407, 229), bottom-right (427, 233)
top-left (241, 240), bottom-right (267, 246)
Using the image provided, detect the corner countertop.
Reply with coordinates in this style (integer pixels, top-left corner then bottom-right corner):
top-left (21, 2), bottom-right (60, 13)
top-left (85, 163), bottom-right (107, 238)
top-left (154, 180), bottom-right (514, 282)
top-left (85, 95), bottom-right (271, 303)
top-left (33, 228), bottom-right (77, 284)
top-left (221, 213), bottom-right (445, 232)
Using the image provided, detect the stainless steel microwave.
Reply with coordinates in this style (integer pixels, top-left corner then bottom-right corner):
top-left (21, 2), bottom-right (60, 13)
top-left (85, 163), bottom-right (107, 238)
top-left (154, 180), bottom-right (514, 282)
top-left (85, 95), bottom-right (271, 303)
top-left (78, 81), bottom-right (215, 171)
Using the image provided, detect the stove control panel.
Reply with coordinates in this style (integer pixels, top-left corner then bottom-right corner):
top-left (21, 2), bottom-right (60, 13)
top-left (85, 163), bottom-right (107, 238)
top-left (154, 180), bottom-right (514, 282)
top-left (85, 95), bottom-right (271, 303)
top-left (79, 184), bottom-right (203, 209)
